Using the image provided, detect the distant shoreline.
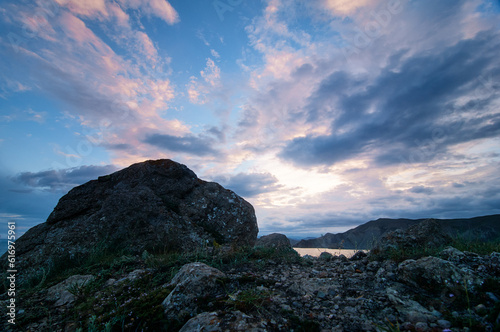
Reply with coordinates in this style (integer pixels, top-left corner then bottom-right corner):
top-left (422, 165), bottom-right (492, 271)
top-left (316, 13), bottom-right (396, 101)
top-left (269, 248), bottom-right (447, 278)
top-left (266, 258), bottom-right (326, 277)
top-left (293, 247), bottom-right (368, 258)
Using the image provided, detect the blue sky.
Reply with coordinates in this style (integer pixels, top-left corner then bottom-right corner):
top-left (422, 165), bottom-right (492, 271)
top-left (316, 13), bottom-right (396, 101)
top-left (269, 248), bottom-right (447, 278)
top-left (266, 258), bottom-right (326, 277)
top-left (1, 0), bottom-right (500, 238)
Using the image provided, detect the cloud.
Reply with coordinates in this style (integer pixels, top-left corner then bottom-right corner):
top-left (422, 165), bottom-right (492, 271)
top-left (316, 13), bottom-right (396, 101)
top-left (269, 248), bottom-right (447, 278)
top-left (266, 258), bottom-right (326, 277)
top-left (409, 186), bottom-right (434, 195)
top-left (201, 58), bottom-right (221, 87)
top-left (210, 49), bottom-right (220, 59)
top-left (211, 172), bottom-right (283, 197)
top-left (323, 0), bottom-right (376, 17)
top-left (187, 58), bottom-right (221, 104)
top-left (136, 0), bottom-right (180, 25)
top-left (144, 133), bottom-right (220, 157)
top-left (57, 0), bottom-right (180, 25)
top-left (279, 29), bottom-right (500, 167)
top-left (12, 165), bottom-right (118, 192)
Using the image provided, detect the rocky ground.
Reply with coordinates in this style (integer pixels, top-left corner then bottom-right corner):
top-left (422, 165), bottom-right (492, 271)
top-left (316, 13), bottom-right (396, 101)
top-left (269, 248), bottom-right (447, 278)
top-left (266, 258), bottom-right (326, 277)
top-left (1, 221), bottom-right (499, 331)
top-left (0, 246), bottom-right (499, 331)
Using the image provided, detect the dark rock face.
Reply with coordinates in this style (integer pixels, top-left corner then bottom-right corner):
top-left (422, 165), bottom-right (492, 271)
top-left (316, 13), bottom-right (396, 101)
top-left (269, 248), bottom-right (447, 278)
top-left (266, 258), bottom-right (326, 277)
top-left (255, 233), bottom-right (291, 249)
top-left (13, 159), bottom-right (258, 271)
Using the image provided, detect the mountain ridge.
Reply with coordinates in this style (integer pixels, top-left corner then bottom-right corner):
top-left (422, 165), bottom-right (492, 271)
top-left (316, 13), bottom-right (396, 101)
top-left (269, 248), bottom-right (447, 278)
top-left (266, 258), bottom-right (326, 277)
top-left (294, 214), bottom-right (500, 249)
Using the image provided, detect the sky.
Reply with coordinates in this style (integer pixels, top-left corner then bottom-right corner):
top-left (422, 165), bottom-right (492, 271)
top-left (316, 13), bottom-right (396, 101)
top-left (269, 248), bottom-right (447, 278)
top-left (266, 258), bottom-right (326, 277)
top-left (1, 0), bottom-right (500, 239)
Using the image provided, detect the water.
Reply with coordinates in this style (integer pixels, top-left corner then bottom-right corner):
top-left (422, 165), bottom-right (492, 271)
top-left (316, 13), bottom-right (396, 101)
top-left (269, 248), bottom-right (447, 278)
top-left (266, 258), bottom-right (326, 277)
top-left (293, 248), bottom-right (368, 258)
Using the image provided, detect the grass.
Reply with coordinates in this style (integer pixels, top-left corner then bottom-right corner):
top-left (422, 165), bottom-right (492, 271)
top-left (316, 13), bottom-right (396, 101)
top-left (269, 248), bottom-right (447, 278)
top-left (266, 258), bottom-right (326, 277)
top-left (226, 287), bottom-right (272, 312)
top-left (370, 236), bottom-right (500, 263)
top-left (6, 244), bottom-right (303, 331)
top-left (7, 235), bottom-right (499, 331)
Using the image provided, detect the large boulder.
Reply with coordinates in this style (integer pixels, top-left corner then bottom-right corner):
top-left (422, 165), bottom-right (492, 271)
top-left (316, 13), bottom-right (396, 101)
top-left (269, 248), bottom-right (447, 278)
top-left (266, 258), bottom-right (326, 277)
top-left (398, 256), bottom-right (482, 293)
top-left (255, 233), bottom-right (291, 249)
top-left (370, 219), bottom-right (451, 259)
top-left (11, 159), bottom-right (258, 272)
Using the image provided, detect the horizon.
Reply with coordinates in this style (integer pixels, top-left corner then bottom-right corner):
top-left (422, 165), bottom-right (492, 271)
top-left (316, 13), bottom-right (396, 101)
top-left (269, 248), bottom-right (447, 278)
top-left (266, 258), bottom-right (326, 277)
top-left (1, 0), bottom-right (500, 238)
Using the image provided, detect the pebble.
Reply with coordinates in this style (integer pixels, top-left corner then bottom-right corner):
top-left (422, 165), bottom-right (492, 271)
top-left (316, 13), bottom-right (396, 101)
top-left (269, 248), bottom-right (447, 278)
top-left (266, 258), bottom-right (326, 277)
top-left (437, 319), bottom-right (451, 329)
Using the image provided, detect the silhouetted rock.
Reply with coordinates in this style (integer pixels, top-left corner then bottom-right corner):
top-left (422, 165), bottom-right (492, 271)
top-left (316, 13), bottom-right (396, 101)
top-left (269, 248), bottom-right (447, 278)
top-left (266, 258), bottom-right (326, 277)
top-left (12, 159), bottom-right (258, 274)
top-left (255, 233), bottom-right (291, 249)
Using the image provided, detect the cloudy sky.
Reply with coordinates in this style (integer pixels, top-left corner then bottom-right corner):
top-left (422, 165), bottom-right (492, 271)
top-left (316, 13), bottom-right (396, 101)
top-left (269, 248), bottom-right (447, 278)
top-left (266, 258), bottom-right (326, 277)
top-left (1, 0), bottom-right (499, 238)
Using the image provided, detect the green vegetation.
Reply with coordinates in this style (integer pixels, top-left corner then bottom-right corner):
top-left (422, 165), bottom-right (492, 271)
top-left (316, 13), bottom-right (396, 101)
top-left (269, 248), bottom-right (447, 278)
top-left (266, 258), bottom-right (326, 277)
top-left (6, 244), bottom-right (302, 331)
top-left (371, 236), bottom-right (500, 263)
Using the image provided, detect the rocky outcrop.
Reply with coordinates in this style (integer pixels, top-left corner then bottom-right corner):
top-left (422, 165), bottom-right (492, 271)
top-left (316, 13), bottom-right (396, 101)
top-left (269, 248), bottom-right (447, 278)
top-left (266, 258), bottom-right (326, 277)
top-left (162, 262), bottom-right (226, 321)
top-left (11, 159), bottom-right (258, 273)
top-left (370, 219), bottom-right (451, 259)
top-left (255, 233), bottom-right (291, 249)
top-left (398, 256), bottom-right (480, 293)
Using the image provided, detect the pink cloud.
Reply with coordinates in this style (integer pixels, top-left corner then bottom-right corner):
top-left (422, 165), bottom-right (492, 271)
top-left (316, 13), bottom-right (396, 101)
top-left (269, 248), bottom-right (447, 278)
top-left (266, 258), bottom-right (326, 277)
top-left (135, 31), bottom-right (159, 64)
top-left (55, 0), bottom-right (109, 19)
top-left (323, 0), bottom-right (377, 17)
top-left (118, 0), bottom-right (179, 25)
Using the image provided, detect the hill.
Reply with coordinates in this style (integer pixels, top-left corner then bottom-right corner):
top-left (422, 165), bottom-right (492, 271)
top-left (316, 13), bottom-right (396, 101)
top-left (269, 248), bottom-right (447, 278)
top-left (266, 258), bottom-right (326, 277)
top-left (294, 214), bottom-right (500, 249)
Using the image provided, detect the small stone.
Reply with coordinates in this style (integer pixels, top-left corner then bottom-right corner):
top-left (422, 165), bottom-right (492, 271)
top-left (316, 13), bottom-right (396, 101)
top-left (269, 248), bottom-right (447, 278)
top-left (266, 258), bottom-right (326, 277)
top-left (486, 292), bottom-right (499, 302)
top-left (317, 291), bottom-right (327, 299)
top-left (401, 322), bottom-right (413, 330)
top-left (475, 304), bottom-right (487, 315)
top-left (431, 310), bottom-right (442, 318)
top-left (415, 322), bottom-right (429, 331)
top-left (437, 320), bottom-right (451, 329)
top-left (407, 310), bottom-right (428, 324)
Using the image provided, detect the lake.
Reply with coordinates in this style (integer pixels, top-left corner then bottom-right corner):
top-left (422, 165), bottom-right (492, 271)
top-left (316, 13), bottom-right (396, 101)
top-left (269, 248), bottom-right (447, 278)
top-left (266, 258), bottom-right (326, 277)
top-left (0, 242), bottom-right (368, 258)
top-left (293, 248), bottom-right (368, 258)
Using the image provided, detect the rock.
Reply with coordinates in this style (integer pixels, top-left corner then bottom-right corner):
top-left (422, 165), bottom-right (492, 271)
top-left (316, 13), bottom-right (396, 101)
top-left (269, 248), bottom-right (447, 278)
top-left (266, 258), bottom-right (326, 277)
top-left (162, 262), bottom-right (226, 320)
top-left (116, 269), bottom-right (147, 284)
top-left (415, 322), bottom-right (429, 331)
top-left (350, 251), bottom-right (367, 261)
top-left (475, 304), bottom-right (487, 315)
top-left (179, 311), bottom-right (266, 332)
top-left (11, 159), bottom-right (258, 273)
top-left (440, 246), bottom-right (465, 262)
top-left (46, 275), bottom-right (95, 307)
top-left (398, 256), bottom-right (480, 293)
top-left (386, 287), bottom-right (435, 324)
top-left (437, 319), bottom-right (451, 329)
top-left (336, 254), bottom-right (348, 262)
top-left (255, 233), bottom-right (291, 249)
top-left (318, 252), bottom-right (333, 261)
top-left (371, 219), bottom-right (451, 259)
